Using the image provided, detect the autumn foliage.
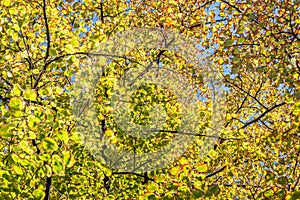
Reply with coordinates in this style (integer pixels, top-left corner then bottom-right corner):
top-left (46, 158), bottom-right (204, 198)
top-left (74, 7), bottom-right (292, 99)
top-left (0, 0), bottom-right (299, 199)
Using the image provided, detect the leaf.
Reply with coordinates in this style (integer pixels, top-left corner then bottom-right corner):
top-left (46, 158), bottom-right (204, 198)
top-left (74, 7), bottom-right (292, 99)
top-left (194, 180), bottom-right (202, 189)
top-left (12, 165), bottom-right (23, 175)
top-left (44, 164), bottom-right (52, 177)
top-left (293, 102), bottom-right (300, 115)
top-left (277, 177), bottom-right (288, 185)
top-left (238, 37), bottom-right (245, 43)
top-left (11, 154), bottom-right (19, 163)
top-left (232, 57), bottom-right (240, 64)
top-left (62, 151), bottom-right (76, 168)
top-left (154, 175), bottom-right (165, 183)
top-left (52, 155), bottom-right (64, 175)
top-left (0, 124), bottom-right (13, 139)
top-left (9, 97), bottom-right (23, 110)
top-left (276, 189), bottom-right (286, 198)
top-left (42, 137), bottom-right (58, 151)
top-left (263, 189), bottom-right (274, 198)
top-left (24, 89), bottom-right (37, 101)
top-left (3, 0), bottom-right (11, 6)
top-left (33, 189), bottom-right (45, 199)
top-left (196, 164), bottom-right (208, 172)
top-left (207, 184), bottom-right (219, 196)
top-left (147, 183), bottom-right (159, 192)
top-left (224, 39), bottom-right (234, 47)
top-left (11, 85), bottom-right (21, 96)
top-left (247, 13), bottom-right (256, 20)
top-left (57, 130), bottom-right (69, 143)
top-left (71, 38), bottom-right (80, 47)
top-left (292, 191), bottom-right (300, 200)
top-left (169, 166), bottom-right (181, 176)
top-left (27, 115), bottom-right (40, 130)
top-left (105, 129), bottom-right (114, 137)
top-left (49, 49), bottom-right (57, 56)
top-left (192, 189), bottom-right (204, 198)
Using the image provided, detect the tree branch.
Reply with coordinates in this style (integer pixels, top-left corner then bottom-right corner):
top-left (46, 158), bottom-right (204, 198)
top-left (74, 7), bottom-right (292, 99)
top-left (43, 0), bottom-right (50, 62)
top-left (112, 171), bottom-right (154, 182)
top-left (44, 176), bottom-right (52, 200)
top-left (241, 102), bottom-right (286, 129)
top-left (151, 130), bottom-right (241, 141)
top-left (206, 166), bottom-right (226, 178)
top-left (33, 0), bottom-right (51, 89)
top-left (100, 2), bottom-right (104, 23)
top-left (225, 79), bottom-right (267, 110)
top-left (189, 19), bottom-right (228, 29)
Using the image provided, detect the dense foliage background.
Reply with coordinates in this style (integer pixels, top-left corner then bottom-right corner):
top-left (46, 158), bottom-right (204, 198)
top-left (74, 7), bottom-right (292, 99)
top-left (0, 0), bottom-right (299, 199)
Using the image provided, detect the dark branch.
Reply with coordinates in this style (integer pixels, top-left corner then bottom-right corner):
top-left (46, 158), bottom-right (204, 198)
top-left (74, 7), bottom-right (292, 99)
top-left (34, 0), bottom-right (51, 89)
top-left (189, 19), bottom-right (228, 29)
top-left (112, 171), bottom-right (154, 182)
top-left (151, 130), bottom-right (241, 141)
top-left (32, 139), bottom-right (41, 154)
top-left (43, 0), bottom-right (50, 62)
top-left (230, 43), bottom-right (259, 47)
top-left (206, 166), bottom-right (226, 178)
top-left (44, 176), bottom-right (52, 200)
top-left (100, 2), bottom-right (104, 23)
top-left (225, 79), bottom-right (267, 110)
top-left (220, 0), bottom-right (243, 13)
top-left (241, 102), bottom-right (286, 129)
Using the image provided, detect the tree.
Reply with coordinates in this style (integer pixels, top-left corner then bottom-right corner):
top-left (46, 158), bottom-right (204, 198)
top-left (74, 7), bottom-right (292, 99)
top-left (0, 0), bottom-right (299, 199)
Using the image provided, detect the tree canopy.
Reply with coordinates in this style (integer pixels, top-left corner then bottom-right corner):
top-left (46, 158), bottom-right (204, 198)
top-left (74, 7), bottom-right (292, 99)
top-left (0, 0), bottom-right (299, 199)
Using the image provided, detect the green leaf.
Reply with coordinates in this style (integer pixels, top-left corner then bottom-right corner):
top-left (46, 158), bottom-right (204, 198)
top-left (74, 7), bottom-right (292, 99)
top-left (27, 115), bottom-right (40, 130)
top-left (70, 133), bottom-right (83, 143)
top-left (42, 137), bottom-right (58, 151)
top-left (192, 190), bottom-right (204, 198)
top-left (39, 154), bottom-right (51, 161)
top-left (238, 37), bottom-right (245, 44)
top-left (293, 102), bottom-right (300, 115)
top-left (52, 155), bottom-right (64, 175)
top-left (62, 151), bottom-right (76, 168)
top-left (292, 191), bottom-right (300, 200)
top-left (247, 13), bottom-right (256, 20)
top-left (24, 89), bottom-right (37, 101)
top-left (225, 39), bottom-right (234, 47)
top-left (0, 124), bottom-right (13, 139)
top-left (9, 97), bottom-right (23, 110)
top-left (277, 177), bottom-right (288, 185)
top-left (266, 171), bottom-right (275, 180)
top-left (49, 49), bottom-right (57, 56)
top-left (196, 164), bottom-right (208, 172)
top-left (147, 183), bottom-right (159, 192)
top-left (44, 164), bottom-right (52, 177)
top-left (33, 189), bottom-right (45, 199)
top-left (232, 57), bottom-right (240, 64)
top-left (57, 130), bottom-right (69, 143)
top-left (264, 189), bottom-right (274, 198)
top-left (12, 32), bottom-right (18, 41)
top-left (207, 184), bottom-right (219, 196)
top-left (276, 189), bottom-right (286, 198)
top-left (154, 175), bottom-right (165, 183)
top-left (11, 85), bottom-right (21, 96)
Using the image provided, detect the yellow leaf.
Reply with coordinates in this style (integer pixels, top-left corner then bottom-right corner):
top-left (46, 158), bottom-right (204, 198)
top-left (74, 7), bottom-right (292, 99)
top-left (12, 165), bottom-right (23, 175)
top-left (167, 7), bottom-right (173, 13)
top-left (3, 0), bottom-right (11, 6)
top-left (220, 3), bottom-right (226, 10)
top-left (71, 38), bottom-right (80, 47)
